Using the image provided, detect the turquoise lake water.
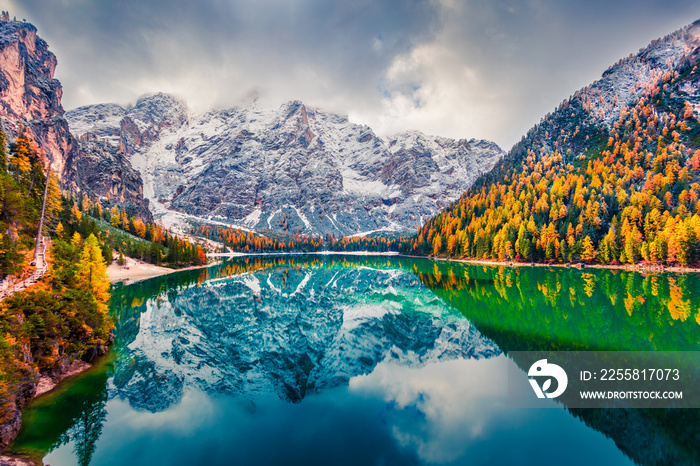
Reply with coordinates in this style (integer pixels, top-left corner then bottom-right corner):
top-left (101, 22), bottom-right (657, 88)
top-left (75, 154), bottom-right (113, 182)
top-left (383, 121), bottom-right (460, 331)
top-left (10, 255), bottom-right (700, 465)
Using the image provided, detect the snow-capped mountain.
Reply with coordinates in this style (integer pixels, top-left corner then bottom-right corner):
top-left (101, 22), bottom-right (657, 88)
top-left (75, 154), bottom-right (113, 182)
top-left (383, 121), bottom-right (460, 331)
top-left (67, 95), bottom-right (504, 236)
top-left (579, 20), bottom-right (700, 128)
top-left (475, 19), bottom-right (700, 193)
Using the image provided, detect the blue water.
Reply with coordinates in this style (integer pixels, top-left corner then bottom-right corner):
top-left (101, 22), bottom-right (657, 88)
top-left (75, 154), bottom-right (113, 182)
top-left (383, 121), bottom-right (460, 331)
top-left (16, 255), bottom-right (695, 465)
top-left (43, 358), bottom-right (632, 466)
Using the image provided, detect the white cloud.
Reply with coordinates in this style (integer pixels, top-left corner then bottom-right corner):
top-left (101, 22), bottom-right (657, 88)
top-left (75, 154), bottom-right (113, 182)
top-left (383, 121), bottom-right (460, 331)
top-left (353, 41), bottom-right (503, 142)
top-left (5, 0), bottom-right (700, 150)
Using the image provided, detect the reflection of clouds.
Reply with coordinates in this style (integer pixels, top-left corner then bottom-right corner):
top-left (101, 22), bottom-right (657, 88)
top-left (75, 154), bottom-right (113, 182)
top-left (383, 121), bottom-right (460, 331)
top-left (113, 266), bottom-right (500, 411)
top-left (45, 358), bottom-right (636, 465)
top-left (105, 389), bottom-right (217, 433)
top-left (48, 388), bottom-right (420, 466)
top-left (43, 390), bottom-right (222, 466)
top-left (349, 357), bottom-right (635, 466)
top-left (350, 356), bottom-right (510, 463)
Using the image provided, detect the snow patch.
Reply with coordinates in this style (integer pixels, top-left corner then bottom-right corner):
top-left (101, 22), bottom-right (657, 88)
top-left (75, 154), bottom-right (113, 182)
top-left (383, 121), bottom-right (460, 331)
top-left (242, 275), bottom-right (261, 296)
top-left (244, 208), bottom-right (262, 227)
top-left (293, 206), bottom-right (311, 230)
top-left (291, 272), bottom-right (312, 296)
top-left (341, 304), bottom-right (397, 331)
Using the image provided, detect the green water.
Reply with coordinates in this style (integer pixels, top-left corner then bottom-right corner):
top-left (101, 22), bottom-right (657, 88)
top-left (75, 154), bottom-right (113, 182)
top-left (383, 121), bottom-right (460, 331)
top-left (8, 256), bottom-right (700, 465)
top-left (418, 261), bottom-right (700, 351)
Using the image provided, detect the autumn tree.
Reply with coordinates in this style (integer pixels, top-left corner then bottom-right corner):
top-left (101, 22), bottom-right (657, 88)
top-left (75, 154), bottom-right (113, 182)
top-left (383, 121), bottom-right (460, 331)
top-left (581, 236), bottom-right (596, 262)
top-left (76, 234), bottom-right (110, 312)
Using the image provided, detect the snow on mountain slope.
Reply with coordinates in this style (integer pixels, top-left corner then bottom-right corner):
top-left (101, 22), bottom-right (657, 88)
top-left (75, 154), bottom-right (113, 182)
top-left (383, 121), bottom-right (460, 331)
top-left (67, 96), bottom-right (503, 236)
top-left (583, 20), bottom-right (700, 128)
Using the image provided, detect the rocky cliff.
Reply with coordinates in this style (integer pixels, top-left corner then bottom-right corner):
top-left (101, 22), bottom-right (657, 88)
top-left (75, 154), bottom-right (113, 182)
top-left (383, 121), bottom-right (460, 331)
top-left (0, 19), bottom-right (151, 220)
top-left (68, 95), bottom-right (504, 236)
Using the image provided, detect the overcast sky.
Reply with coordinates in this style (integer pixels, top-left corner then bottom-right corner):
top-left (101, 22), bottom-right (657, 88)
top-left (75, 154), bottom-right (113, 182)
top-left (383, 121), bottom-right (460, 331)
top-left (5, 0), bottom-right (700, 150)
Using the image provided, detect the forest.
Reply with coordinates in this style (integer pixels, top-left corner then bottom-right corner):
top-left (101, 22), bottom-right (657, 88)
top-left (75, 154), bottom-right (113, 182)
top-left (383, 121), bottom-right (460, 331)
top-left (0, 128), bottom-right (204, 433)
top-left (61, 195), bottom-right (206, 268)
top-left (192, 224), bottom-right (411, 254)
top-left (414, 59), bottom-right (700, 266)
top-left (0, 129), bottom-right (111, 432)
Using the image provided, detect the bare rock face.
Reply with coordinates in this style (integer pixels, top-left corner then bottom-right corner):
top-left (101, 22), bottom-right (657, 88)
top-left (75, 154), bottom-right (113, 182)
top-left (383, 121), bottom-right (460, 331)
top-left (70, 138), bottom-right (150, 216)
top-left (0, 20), bottom-right (68, 176)
top-left (0, 22), bottom-right (62, 121)
top-left (68, 96), bottom-right (504, 235)
top-left (0, 364), bottom-right (37, 451)
top-left (0, 19), bottom-right (151, 220)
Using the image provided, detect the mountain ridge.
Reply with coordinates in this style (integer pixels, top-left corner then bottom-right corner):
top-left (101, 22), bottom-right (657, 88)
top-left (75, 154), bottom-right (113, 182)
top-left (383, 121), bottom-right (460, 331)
top-left (473, 18), bottom-right (700, 194)
top-left (67, 94), bottom-right (504, 236)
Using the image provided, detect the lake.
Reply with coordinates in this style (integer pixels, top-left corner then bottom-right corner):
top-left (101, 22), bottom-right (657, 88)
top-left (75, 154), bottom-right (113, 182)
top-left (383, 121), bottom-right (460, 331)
top-left (9, 256), bottom-right (700, 465)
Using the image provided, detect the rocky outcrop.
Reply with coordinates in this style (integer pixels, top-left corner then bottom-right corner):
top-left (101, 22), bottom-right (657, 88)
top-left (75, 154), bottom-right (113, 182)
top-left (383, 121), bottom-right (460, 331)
top-left (0, 455), bottom-right (34, 465)
top-left (71, 137), bottom-right (151, 218)
top-left (0, 344), bottom-right (105, 451)
top-left (0, 22), bottom-right (61, 121)
top-left (0, 19), bottom-right (151, 220)
top-left (0, 375), bottom-right (36, 451)
top-left (68, 95), bottom-right (504, 235)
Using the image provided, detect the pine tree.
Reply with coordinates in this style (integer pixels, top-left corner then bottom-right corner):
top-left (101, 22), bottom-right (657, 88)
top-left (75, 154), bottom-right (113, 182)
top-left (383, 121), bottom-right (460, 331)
top-left (432, 234), bottom-right (442, 256)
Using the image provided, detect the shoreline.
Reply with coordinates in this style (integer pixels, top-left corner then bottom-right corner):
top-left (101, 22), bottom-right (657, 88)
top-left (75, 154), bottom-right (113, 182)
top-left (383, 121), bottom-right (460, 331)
top-left (208, 250), bottom-right (699, 275)
top-left (412, 255), bottom-right (700, 274)
top-left (4, 251), bottom-right (692, 465)
top-left (0, 356), bottom-right (108, 466)
top-left (34, 360), bottom-right (93, 398)
top-left (107, 258), bottom-right (216, 285)
top-left (208, 250), bottom-right (400, 258)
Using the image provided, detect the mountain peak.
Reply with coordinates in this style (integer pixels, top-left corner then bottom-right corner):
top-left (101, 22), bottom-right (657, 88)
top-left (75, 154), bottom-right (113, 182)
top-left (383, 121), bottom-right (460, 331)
top-left (68, 96), bottom-right (504, 236)
top-left (0, 18), bottom-right (38, 45)
top-left (134, 92), bottom-right (188, 110)
top-left (0, 18), bottom-right (152, 219)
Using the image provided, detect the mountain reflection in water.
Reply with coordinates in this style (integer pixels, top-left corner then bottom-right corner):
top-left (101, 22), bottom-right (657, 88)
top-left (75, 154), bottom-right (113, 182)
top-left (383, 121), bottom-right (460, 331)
top-left (10, 256), bottom-right (699, 465)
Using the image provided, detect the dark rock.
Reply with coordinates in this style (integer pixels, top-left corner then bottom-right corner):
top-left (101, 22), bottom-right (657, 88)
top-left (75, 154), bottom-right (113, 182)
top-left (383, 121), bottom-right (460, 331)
top-left (82, 344), bottom-right (108, 363)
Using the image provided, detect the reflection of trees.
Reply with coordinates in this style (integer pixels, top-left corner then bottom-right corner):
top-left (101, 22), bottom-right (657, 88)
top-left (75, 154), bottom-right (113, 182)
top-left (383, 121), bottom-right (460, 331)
top-left (106, 256), bottom-right (700, 466)
top-left (110, 256), bottom-right (700, 353)
top-left (413, 263), bottom-right (700, 351)
top-left (110, 255), bottom-right (700, 362)
top-left (414, 261), bottom-right (700, 466)
top-left (668, 277), bottom-right (692, 322)
top-left (109, 255), bottom-right (421, 322)
top-left (67, 387), bottom-right (107, 466)
top-left (9, 359), bottom-right (110, 464)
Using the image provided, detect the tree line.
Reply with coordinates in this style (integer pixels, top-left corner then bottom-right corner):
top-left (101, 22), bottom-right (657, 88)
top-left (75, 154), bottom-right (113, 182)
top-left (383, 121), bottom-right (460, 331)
top-left (193, 224), bottom-right (410, 254)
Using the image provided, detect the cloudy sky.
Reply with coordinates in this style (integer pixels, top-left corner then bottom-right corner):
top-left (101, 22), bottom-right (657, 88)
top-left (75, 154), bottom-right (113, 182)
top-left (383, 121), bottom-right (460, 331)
top-left (5, 0), bottom-right (700, 150)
